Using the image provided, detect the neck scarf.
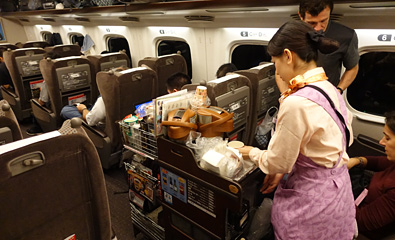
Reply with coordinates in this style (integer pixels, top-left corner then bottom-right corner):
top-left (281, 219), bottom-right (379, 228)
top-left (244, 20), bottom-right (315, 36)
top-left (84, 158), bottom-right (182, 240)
top-left (279, 72), bottom-right (327, 103)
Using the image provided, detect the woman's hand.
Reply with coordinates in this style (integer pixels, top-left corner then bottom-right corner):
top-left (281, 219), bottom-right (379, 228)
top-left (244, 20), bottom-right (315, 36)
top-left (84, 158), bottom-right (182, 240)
top-left (238, 146), bottom-right (254, 160)
top-left (260, 173), bottom-right (284, 194)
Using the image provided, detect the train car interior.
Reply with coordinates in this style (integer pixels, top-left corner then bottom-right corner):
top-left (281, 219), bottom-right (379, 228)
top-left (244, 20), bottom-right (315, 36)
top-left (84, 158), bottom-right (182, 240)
top-left (0, 0), bottom-right (394, 239)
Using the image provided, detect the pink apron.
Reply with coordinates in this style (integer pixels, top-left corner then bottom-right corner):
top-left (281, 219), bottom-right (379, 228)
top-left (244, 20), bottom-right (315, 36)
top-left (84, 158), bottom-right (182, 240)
top-left (271, 85), bottom-right (355, 240)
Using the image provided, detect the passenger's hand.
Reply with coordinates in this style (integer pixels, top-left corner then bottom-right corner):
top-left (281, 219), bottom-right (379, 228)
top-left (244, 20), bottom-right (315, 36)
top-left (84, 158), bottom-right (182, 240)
top-left (237, 146), bottom-right (254, 159)
top-left (260, 173), bottom-right (284, 194)
top-left (76, 103), bottom-right (87, 113)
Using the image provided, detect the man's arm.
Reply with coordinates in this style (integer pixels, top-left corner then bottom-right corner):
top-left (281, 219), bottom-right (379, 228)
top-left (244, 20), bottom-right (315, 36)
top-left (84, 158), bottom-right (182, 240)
top-left (337, 64), bottom-right (358, 92)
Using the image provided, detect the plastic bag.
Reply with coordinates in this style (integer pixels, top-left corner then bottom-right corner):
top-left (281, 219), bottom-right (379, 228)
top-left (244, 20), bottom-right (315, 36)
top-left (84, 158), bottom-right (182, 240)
top-left (186, 132), bottom-right (248, 179)
top-left (255, 106), bottom-right (278, 148)
top-left (247, 198), bottom-right (273, 240)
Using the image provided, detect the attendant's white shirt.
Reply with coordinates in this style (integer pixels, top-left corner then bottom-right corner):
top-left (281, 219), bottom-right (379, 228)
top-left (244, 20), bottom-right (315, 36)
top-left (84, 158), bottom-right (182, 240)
top-left (249, 68), bottom-right (354, 174)
top-left (86, 96), bottom-right (106, 126)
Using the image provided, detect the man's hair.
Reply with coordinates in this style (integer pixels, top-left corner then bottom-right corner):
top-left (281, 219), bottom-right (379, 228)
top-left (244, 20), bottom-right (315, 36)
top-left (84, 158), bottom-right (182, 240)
top-left (166, 72), bottom-right (191, 91)
top-left (299, 0), bottom-right (333, 19)
top-left (216, 63), bottom-right (238, 78)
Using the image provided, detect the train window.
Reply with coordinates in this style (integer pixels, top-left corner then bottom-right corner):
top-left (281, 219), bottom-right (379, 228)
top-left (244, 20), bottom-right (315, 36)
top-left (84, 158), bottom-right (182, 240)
top-left (231, 44), bottom-right (271, 70)
top-left (70, 34), bottom-right (84, 47)
top-left (158, 40), bottom-right (192, 78)
top-left (107, 37), bottom-right (132, 64)
top-left (41, 31), bottom-right (53, 44)
top-left (347, 51), bottom-right (395, 116)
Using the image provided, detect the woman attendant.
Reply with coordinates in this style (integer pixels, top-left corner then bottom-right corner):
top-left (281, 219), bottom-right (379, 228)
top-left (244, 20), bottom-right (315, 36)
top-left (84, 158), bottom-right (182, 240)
top-left (239, 20), bottom-right (355, 239)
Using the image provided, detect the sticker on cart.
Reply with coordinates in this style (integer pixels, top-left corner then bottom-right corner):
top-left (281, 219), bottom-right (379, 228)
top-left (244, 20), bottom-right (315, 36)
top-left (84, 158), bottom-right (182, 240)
top-left (187, 179), bottom-right (216, 218)
top-left (160, 167), bottom-right (187, 203)
top-left (163, 191), bottom-right (173, 204)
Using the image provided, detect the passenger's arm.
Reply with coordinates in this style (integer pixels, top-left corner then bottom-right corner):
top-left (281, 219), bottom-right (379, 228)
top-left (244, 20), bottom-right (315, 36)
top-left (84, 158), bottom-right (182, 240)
top-left (347, 157), bottom-right (367, 169)
top-left (85, 97), bottom-right (106, 126)
top-left (337, 64), bottom-right (358, 92)
top-left (356, 188), bottom-right (395, 232)
top-left (76, 104), bottom-right (88, 121)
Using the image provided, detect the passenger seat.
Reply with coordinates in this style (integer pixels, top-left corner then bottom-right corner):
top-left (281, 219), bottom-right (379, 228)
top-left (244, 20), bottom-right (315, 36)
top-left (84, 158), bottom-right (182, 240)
top-left (31, 55), bottom-right (94, 132)
top-left (138, 52), bottom-right (187, 97)
top-left (0, 118), bottom-right (113, 240)
top-left (2, 47), bottom-right (46, 121)
top-left (82, 66), bottom-right (157, 169)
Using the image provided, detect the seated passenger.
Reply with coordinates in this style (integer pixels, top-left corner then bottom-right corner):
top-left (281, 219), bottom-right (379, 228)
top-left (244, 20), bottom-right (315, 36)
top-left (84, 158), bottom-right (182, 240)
top-left (216, 63), bottom-right (237, 78)
top-left (166, 72), bottom-right (191, 93)
top-left (347, 111), bottom-right (395, 239)
top-left (0, 49), bottom-right (13, 99)
top-left (27, 52), bottom-right (62, 135)
top-left (60, 66), bottom-right (128, 126)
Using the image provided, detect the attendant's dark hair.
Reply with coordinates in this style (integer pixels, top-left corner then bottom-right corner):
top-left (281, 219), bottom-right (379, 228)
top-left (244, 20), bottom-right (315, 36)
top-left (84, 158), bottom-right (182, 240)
top-left (267, 20), bottom-right (339, 62)
top-left (299, 0), bottom-right (333, 19)
top-left (166, 72), bottom-right (191, 91)
top-left (385, 111), bottom-right (395, 134)
top-left (216, 63), bottom-right (238, 78)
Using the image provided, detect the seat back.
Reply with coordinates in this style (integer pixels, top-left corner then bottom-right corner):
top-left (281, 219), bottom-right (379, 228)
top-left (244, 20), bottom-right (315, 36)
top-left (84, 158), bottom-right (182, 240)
top-left (0, 120), bottom-right (112, 240)
top-left (138, 53), bottom-right (187, 97)
top-left (44, 44), bottom-right (82, 58)
top-left (35, 56), bottom-right (94, 131)
top-left (0, 43), bottom-right (18, 52)
top-left (22, 41), bottom-right (50, 48)
top-left (205, 74), bottom-right (253, 143)
top-left (87, 51), bottom-right (130, 100)
top-left (95, 67), bottom-right (157, 166)
top-left (3, 47), bottom-right (46, 121)
top-left (236, 63), bottom-right (280, 144)
top-left (0, 99), bottom-right (23, 145)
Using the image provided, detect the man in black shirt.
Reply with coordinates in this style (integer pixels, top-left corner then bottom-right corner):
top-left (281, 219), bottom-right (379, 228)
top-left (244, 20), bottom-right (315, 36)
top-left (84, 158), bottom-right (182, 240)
top-left (299, 0), bottom-right (359, 94)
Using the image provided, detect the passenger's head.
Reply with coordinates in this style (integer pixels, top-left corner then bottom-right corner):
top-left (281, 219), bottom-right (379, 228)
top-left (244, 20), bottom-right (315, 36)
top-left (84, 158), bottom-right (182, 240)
top-left (299, 0), bottom-right (333, 31)
top-left (380, 111), bottom-right (395, 161)
top-left (267, 20), bottom-right (339, 83)
top-left (43, 51), bottom-right (61, 60)
top-left (166, 72), bottom-right (191, 93)
top-left (216, 63), bottom-right (238, 78)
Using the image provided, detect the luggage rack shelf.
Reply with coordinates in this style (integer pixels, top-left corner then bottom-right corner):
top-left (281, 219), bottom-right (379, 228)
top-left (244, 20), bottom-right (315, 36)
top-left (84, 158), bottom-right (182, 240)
top-left (119, 121), bottom-right (158, 160)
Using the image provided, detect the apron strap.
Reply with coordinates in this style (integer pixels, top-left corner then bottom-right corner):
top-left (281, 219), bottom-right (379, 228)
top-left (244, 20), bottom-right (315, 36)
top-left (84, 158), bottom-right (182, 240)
top-left (303, 85), bottom-right (350, 152)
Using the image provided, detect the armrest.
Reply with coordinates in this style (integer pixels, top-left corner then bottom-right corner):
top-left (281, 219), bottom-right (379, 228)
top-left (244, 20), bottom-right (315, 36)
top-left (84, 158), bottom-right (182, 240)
top-left (81, 121), bottom-right (107, 138)
top-left (0, 86), bottom-right (18, 98)
top-left (31, 99), bottom-right (52, 114)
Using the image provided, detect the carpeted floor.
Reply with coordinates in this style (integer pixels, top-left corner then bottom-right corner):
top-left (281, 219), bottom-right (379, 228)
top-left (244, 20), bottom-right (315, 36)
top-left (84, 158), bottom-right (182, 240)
top-left (104, 167), bottom-right (136, 240)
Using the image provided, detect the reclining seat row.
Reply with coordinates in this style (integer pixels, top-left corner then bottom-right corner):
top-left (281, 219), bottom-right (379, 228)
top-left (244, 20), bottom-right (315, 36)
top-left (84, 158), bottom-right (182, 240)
top-left (82, 66), bottom-right (157, 169)
top-left (31, 50), bottom-right (130, 133)
top-left (2, 47), bottom-right (46, 121)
